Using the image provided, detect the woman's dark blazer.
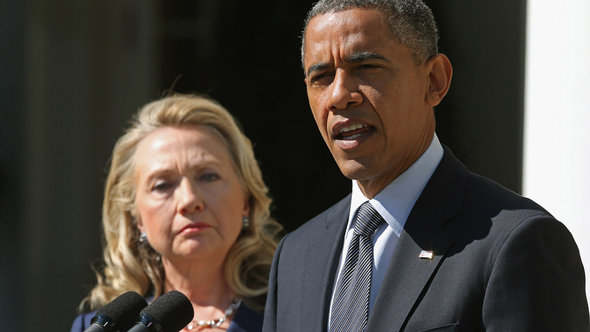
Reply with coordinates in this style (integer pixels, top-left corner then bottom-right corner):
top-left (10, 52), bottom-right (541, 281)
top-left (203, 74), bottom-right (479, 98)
top-left (71, 302), bottom-right (263, 332)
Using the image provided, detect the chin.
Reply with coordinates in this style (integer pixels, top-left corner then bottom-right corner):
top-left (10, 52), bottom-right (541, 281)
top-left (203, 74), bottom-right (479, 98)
top-left (338, 160), bottom-right (373, 181)
top-left (172, 242), bottom-right (208, 256)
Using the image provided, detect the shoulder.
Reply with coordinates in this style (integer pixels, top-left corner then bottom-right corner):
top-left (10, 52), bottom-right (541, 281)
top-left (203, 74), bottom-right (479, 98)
top-left (283, 194), bottom-right (351, 243)
top-left (434, 147), bottom-right (569, 258)
top-left (439, 146), bottom-right (551, 231)
top-left (477, 195), bottom-right (588, 329)
top-left (442, 155), bottom-right (581, 276)
top-left (467, 171), bottom-right (546, 213)
top-left (269, 195), bottom-right (350, 278)
top-left (439, 146), bottom-right (547, 216)
top-left (70, 311), bottom-right (95, 332)
top-left (461, 170), bottom-right (558, 243)
top-left (229, 304), bottom-right (264, 332)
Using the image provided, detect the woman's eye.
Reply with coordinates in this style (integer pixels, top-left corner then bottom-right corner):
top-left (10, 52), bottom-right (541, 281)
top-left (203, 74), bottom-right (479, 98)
top-left (200, 173), bottom-right (220, 182)
top-left (152, 181), bottom-right (173, 192)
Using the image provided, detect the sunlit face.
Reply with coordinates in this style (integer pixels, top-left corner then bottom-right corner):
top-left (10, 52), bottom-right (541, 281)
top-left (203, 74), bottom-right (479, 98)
top-left (133, 125), bottom-right (249, 264)
top-left (304, 8), bottom-right (437, 197)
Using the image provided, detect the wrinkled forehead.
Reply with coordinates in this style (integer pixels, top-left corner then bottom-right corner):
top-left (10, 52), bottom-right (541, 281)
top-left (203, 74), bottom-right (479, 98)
top-left (303, 8), bottom-right (394, 69)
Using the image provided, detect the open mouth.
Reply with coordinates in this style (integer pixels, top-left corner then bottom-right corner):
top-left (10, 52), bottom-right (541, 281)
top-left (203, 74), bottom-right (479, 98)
top-left (334, 123), bottom-right (372, 140)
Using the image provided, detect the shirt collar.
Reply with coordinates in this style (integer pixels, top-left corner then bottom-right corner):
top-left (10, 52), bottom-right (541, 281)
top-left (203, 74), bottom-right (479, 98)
top-left (350, 134), bottom-right (444, 236)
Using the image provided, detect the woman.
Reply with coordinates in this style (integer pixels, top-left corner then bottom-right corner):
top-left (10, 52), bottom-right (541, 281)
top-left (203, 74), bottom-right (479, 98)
top-left (71, 94), bottom-right (282, 331)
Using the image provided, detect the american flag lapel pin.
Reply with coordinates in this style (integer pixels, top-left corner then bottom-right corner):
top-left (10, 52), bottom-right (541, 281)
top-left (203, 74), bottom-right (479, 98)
top-left (419, 250), bottom-right (434, 260)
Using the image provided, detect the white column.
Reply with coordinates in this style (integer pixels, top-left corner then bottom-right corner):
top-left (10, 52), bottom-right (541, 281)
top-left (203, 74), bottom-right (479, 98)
top-left (524, 0), bottom-right (590, 300)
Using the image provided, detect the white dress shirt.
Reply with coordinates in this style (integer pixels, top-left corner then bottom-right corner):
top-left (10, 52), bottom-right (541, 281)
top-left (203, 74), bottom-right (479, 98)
top-left (328, 134), bottom-right (444, 328)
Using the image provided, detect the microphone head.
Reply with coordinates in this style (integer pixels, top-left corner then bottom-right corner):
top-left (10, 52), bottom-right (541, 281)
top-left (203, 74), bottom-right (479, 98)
top-left (141, 290), bottom-right (194, 332)
top-left (93, 291), bottom-right (147, 331)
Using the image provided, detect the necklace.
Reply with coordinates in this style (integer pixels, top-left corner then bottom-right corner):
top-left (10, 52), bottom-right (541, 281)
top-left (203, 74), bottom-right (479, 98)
top-left (185, 298), bottom-right (241, 330)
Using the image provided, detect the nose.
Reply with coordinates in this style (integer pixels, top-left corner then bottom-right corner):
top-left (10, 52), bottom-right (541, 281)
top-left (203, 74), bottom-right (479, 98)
top-left (177, 178), bottom-right (203, 214)
top-left (327, 69), bottom-right (362, 110)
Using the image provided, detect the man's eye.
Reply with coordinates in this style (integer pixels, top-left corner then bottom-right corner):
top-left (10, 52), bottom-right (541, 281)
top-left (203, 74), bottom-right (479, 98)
top-left (309, 72), bottom-right (333, 84)
top-left (200, 173), bottom-right (220, 182)
top-left (357, 63), bottom-right (380, 70)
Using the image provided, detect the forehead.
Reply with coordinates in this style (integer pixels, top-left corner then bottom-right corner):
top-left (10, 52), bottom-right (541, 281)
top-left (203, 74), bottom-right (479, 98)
top-left (134, 126), bottom-right (231, 165)
top-left (303, 8), bottom-right (395, 67)
top-left (141, 125), bottom-right (216, 148)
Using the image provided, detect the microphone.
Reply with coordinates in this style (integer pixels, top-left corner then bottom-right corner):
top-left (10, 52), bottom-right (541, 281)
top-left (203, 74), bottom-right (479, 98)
top-left (84, 291), bottom-right (148, 332)
top-left (127, 290), bottom-right (194, 332)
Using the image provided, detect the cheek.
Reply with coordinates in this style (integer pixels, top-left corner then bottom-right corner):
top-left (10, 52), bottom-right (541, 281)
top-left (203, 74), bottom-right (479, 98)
top-left (307, 88), bottom-right (326, 112)
top-left (223, 214), bottom-right (243, 239)
top-left (217, 191), bottom-right (247, 234)
top-left (313, 112), bottom-right (329, 137)
top-left (136, 198), bottom-right (173, 233)
top-left (210, 210), bottom-right (242, 249)
top-left (308, 96), bottom-right (330, 136)
top-left (371, 88), bottom-right (406, 122)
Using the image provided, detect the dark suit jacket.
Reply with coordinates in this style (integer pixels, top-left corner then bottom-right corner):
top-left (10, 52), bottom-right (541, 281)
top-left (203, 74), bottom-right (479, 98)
top-left (263, 148), bottom-right (589, 331)
top-left (71, 302), bottom-right (263, 332)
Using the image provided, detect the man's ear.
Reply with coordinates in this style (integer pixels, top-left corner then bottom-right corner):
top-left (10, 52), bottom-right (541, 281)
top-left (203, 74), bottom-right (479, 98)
top-left (425, 54), bottom-right (453, 107)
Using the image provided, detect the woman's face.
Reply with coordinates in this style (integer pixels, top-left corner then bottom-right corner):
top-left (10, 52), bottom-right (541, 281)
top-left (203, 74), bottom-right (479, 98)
top-left (133, 125), bottom-right (249, 263)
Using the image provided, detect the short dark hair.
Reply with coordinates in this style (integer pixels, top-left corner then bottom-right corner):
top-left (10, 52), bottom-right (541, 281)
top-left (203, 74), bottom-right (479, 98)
top-left (301, 0), bottom-right (439, 67)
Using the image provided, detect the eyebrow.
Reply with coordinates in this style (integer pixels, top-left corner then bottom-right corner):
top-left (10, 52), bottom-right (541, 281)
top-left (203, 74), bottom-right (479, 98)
top-left (141, 157), bottom-right (223, 181)
top-left (306, 52), bottom-right (388, 78)
top-left (306, 62), bottom-right (330, 78)
top-left (346, 51), bottom-right (388, 63)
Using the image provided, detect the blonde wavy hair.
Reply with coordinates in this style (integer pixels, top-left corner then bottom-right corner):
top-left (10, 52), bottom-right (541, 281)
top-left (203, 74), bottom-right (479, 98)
top-left (81, 94), bottom-right (282, 311)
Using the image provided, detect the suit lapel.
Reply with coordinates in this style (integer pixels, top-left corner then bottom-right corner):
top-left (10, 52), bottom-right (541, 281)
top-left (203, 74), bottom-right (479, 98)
top-left (367, 148), bottom-right (468, 331)
top-left (301, 195), bottom-right (350, 331)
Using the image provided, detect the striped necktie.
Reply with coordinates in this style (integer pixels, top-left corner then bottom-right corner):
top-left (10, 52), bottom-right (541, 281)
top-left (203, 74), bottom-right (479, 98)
top-left (330, 201), bottom-right (385, 331)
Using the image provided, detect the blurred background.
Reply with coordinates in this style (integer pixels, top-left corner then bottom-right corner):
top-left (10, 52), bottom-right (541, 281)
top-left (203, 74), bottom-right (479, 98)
top-left (1, 0), bottom-right (588, 331)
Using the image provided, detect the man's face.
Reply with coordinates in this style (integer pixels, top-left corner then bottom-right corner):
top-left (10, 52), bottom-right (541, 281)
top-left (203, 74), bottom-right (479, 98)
top-left (304, 8), bottom-right (437, 198)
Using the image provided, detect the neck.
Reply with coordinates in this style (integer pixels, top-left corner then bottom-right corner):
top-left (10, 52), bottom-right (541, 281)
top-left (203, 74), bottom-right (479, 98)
top-left (162, 257), bottom-right (236, 307)
top-left (358, 130), bottom-right (434, 198)
top-left (163, 258), bottom-right (238, 331)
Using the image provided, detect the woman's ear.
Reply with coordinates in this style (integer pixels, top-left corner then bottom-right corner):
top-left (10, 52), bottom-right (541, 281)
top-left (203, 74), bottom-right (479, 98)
top-left (425, 54), bottom-right (453, 107)
top-left (132, 209), bottom-right (145, 233)
top-left (243, 196), bottom-right (251, 217)
top-left (136, 222), bottom-right (145, 233)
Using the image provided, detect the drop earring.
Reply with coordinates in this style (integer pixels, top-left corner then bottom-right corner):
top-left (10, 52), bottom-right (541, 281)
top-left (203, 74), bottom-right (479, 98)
top-left (139, 232), bottom-right (148, 244)
top-left (242, 216), bottom-right (250, 229)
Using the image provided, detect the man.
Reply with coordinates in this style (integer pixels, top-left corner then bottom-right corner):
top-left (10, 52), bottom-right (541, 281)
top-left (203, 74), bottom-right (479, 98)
top-left (263, 0), bottom-right (589, 331)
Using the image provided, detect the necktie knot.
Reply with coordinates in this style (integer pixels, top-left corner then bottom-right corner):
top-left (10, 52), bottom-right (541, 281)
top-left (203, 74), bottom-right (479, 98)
top-left (353, 202), bottom-right (384, 237)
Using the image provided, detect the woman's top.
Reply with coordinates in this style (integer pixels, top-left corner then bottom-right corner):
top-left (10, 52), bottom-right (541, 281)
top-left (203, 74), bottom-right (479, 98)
top-left (70, 302), bottom-right (263, 332)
